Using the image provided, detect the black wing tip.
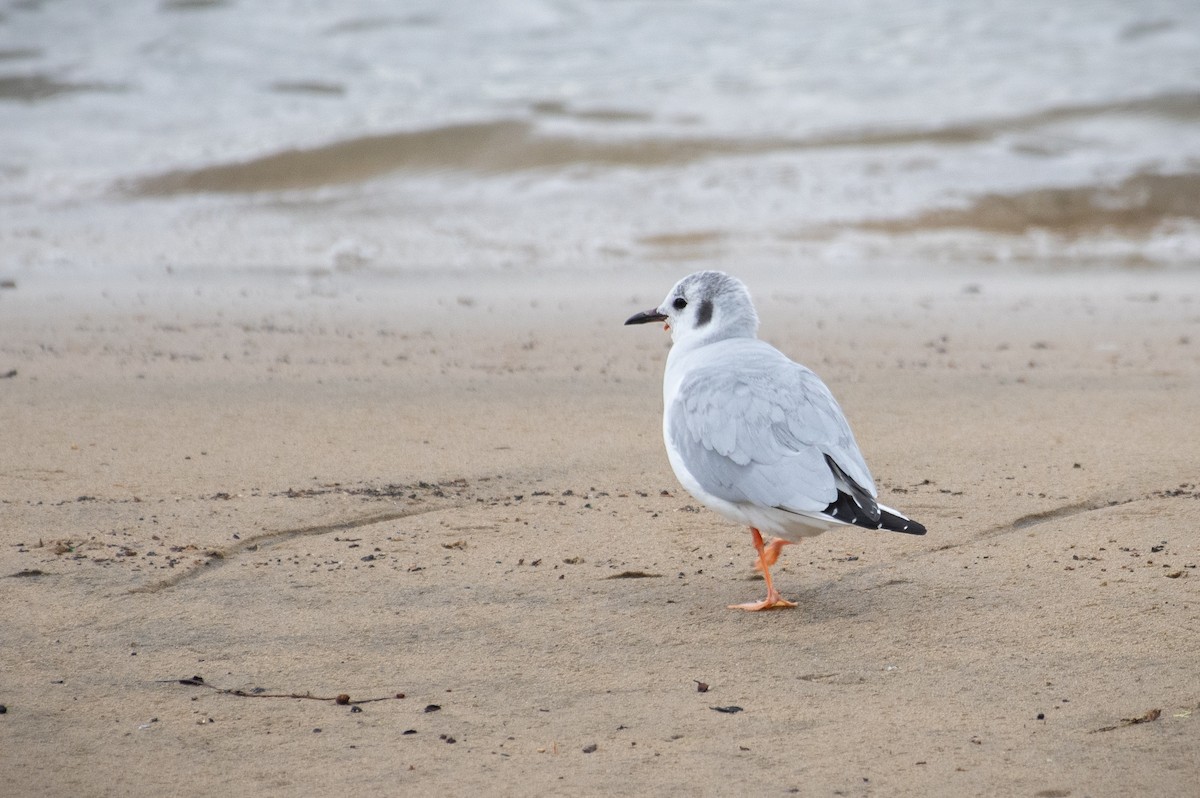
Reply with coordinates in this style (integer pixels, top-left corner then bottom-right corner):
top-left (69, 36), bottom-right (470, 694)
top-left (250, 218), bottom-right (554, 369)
top-left (821, 491), bottom-right (879, 529)
top-left (820, 492), bottom-right (927, 536)
top-left (879, 511), bottom-right (927, 536)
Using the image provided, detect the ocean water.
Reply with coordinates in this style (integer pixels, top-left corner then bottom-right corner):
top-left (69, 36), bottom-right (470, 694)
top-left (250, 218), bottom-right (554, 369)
top-left (2, 0), bottom-right (1199, 287)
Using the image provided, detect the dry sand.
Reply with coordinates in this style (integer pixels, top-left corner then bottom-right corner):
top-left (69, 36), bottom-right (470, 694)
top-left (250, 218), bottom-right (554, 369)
top-left (2, 270), bottom-right (1198, 797)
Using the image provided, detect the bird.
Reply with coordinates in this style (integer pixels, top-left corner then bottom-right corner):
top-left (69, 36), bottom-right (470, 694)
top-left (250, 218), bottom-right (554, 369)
top-left (625, 270), bottom-right (926, 611)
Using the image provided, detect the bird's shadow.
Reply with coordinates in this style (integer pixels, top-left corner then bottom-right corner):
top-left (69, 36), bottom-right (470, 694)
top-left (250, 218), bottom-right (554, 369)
top-left (720, 570), bottom-right (922, 623)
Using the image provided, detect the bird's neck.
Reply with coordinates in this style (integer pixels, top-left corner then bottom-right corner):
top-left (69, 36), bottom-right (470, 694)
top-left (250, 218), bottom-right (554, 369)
top-left (664, 333), bottom-right (754, 400)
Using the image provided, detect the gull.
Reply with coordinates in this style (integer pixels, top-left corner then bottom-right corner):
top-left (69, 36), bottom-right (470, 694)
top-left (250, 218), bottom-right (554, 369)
top-left (626, 271), bottom-right (926, 611)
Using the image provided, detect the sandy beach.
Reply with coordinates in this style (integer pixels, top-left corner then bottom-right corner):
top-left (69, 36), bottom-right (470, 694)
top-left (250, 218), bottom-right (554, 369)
top-left (2, 270), bottom-right (1197, 796)
top-left (4, 2), bottom-right (1200, 795)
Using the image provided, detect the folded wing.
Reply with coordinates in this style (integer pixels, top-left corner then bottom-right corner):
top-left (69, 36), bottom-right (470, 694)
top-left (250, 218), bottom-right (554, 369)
top-left (669, 342), bottom-right (879, 522)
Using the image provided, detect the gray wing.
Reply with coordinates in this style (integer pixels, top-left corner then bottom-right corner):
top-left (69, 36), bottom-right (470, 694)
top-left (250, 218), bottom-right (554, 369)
top-left (669, 341), bottom-right (878, 517)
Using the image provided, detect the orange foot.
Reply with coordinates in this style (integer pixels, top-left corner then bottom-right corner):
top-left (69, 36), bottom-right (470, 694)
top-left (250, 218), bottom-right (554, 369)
top-left (727, 589), bottom-right (798, 612)
top-left (753, 537), bottom-right (794, 572)
top-left (729, 527), bottom-right (797, 611)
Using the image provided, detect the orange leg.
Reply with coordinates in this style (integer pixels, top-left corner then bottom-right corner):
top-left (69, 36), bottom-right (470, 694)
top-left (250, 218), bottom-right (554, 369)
top-left (728, 528), bottom-right (798, 611)
top-left (753, 537), bottom-right (794, 572)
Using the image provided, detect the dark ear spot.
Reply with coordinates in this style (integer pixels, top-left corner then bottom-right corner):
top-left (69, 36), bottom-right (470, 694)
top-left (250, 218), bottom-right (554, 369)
top-left (696, 299), bottom-right (713, 327)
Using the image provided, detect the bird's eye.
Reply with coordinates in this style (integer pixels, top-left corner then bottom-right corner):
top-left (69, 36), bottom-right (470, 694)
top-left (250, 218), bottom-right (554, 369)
top-left (672, 297), bottom-right (688, 310)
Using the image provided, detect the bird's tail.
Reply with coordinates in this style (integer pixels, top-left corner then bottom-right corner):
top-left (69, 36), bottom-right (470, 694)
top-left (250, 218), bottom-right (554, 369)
top-left (878, 504), bottom-right (926, 536)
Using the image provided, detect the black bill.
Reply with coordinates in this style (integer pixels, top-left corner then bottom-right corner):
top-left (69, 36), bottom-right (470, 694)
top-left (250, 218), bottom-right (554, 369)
top-left (624, 309), bottom-right (668, 325)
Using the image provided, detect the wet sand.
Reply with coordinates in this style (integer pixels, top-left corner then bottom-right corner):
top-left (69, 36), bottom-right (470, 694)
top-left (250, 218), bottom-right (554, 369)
top-left (2, 271), bottom-right (1198, 796)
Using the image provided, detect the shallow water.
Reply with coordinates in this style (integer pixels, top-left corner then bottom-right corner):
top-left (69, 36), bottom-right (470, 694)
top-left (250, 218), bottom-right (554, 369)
top-left (2, 0), bottom-right (1199, 285)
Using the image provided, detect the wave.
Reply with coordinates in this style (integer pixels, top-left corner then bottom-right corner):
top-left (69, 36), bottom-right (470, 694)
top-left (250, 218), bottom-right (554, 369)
top-left (802, 91), bottom-right (1200, 150)
top-left (0, 72), bottom-right (126, 102)
top-left (859, 172), bottom-right (1200, 235)
top-left (122, 91), bottom-right (1200, 196)
top-left (124, 120), bottom-right (777, 195)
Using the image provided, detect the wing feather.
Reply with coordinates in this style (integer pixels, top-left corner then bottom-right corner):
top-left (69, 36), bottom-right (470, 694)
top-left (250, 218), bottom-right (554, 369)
top-left (668, 340), bottom-right (877, 517)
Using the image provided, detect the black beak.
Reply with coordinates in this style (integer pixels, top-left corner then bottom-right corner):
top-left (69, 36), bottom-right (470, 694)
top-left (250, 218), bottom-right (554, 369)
top-left (625, 309), bottom-right (668, 325)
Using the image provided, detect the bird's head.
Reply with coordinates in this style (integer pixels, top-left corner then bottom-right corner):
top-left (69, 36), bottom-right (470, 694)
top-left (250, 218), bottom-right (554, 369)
top-left (624, 270), bottom-right (759, 345)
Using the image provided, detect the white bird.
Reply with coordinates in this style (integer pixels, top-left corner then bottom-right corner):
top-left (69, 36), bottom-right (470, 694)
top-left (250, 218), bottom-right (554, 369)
top-left (626, 271), bottom-right (926, 611)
